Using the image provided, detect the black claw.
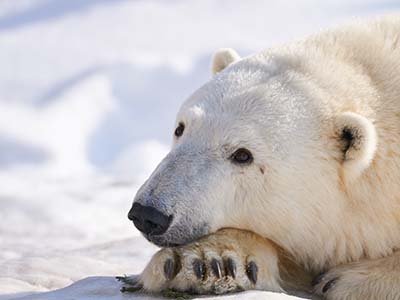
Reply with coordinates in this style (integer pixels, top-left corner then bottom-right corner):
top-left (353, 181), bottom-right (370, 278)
top-left (211, 258), bottom-right (222, 278)
top-left (164, 258), bottom-right (177, 280)
top-left (224, 258), bottom-right (237, 279)
top-left (115, 276), bottom-right (138, 285)
top-left (246, 261), bottom-right (258, 284)
top-left (322, 278), bottom-right (338, 293)
top-left (192, 259), bottom-right (206, 280)
top-left (311, 272), bottom-right (325, 286)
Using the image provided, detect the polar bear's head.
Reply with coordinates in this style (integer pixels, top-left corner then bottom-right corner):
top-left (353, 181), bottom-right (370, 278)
top-left (128, 48), bottom-right (377, 259)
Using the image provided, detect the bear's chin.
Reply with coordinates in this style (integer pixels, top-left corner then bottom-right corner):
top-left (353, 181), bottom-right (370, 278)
top-left (144, 223), bottom-right (210, 247)
top-left (146, 236), bottom-right (181, 247)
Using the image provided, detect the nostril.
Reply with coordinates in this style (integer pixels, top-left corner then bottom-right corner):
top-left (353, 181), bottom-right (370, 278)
top-left (128, 203), bottom-right (141, 221)
top-left (128, 202), bottom-right (172, 236)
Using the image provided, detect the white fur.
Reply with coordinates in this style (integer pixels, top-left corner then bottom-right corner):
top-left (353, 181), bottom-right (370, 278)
top-left (211, 48), bottom-right (241, 74)
top-left (133, 15), bottom-right (400, 278)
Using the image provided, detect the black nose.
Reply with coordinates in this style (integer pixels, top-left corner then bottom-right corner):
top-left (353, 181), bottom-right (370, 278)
top-left (128, 203), bottom-right (172, 235)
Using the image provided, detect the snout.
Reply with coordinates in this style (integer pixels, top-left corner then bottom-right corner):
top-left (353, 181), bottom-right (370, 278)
top-left (128, 202), bottom-right (173, 235)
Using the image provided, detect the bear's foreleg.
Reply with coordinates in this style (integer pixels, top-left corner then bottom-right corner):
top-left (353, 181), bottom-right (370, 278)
top-left (121, 228), bottom-right (312, 295)
top-left (313, 251), bottom-right (400, 300)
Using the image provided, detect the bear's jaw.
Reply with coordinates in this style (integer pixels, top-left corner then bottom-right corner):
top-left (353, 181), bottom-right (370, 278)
top-left (146, 236), bottom-right (181, 247)
top-left (143, 222), bottom-right (211, 247)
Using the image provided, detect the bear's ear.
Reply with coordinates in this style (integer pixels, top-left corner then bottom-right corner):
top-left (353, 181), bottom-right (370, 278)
top-left (335, 112), bottom-right (377, 182)
top-left (211, 48), bottom-right (241, 75)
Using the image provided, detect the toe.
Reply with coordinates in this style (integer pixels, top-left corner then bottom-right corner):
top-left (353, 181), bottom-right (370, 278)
top-left (139, 248), bottom-right (179, 292)
top-left (163, 251), bottom-right (182, 280)
top-left (224, 257), bottom-right (237, 279)
top-left (246, 261), bottom-right (258, 285)
top-left (210, 258), bottom-right (223, 279)
top-left (164, 258), bottom-right (176, 280)
top-left (192, 258), bottom-right (206, 280)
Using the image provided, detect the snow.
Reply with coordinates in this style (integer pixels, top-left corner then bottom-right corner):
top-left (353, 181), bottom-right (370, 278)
top-left (0, 1), bottom-right (397, 299)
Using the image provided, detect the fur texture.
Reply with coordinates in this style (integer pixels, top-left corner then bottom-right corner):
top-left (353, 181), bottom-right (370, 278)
top-left (211, 48), bottom-right (241, 74)
top-left (127, 16), bottom-right (400, 299)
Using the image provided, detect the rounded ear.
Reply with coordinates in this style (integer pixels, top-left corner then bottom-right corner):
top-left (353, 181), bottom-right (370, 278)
top-left (211, 48), bottom-right (241, 75)
top-left (335, 112), bottom-right (377, 182)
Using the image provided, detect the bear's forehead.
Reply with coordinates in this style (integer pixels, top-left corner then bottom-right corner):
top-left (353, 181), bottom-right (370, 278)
top-left (181, 72), bottom-right (275, 117)
top-left (176, 61), bottom-right (322, 155)
top-left (180, 64), bottom-right (316, 126)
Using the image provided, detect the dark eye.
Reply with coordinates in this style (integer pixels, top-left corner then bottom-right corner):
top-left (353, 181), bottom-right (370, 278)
top-left (174, 122), bottom-right (185, 137)
top-left (231, 148), bottom-right (253, 165)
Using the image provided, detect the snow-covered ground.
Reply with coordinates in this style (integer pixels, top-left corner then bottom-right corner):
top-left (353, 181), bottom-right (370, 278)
top-left (0, 1), bottom-right (398, 299)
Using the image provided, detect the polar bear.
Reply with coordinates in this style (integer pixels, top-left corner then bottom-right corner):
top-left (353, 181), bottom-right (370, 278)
top-left (124, 16), bottom-right (400, 300)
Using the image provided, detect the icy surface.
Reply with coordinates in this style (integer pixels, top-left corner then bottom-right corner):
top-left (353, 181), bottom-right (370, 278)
top-left (0, 0), bottom-right (397, 299)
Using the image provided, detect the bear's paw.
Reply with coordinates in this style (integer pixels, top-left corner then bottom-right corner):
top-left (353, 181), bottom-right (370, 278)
top-left (120, 228), bottom-right (284, 295)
